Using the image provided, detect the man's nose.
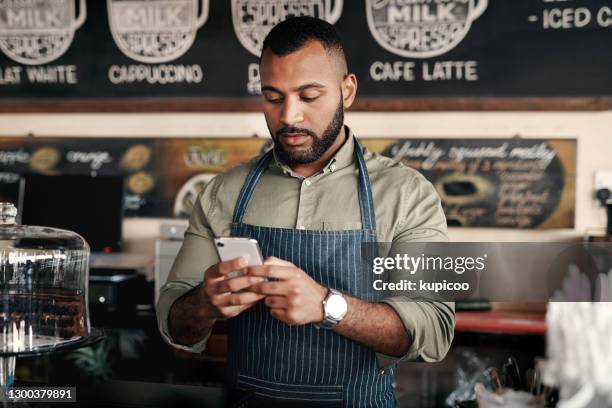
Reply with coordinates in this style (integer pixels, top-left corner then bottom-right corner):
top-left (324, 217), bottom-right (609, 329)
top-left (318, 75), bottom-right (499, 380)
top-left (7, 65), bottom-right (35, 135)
top-left (280, 97), bottom-right (304, 127)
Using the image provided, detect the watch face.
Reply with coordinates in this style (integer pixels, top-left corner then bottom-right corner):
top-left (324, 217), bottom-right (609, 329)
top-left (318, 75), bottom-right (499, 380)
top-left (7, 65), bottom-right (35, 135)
top-left (326, 294), bottom-right (347, 319)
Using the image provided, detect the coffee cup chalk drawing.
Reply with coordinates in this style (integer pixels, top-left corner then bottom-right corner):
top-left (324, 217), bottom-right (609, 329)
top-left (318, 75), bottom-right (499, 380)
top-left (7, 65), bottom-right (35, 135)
top-left (0, 0), bottom-right (86, 65)
top-left (366, 0), bottom-right (487, 59)
top-left (232, 0), bottom-right (343, 57)
top-left (107, 0), bottom-right (209, 64)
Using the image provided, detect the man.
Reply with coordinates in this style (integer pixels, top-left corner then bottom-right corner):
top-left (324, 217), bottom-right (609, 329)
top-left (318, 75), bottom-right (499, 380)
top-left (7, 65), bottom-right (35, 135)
top-left (157, 16), bottom-right (454, 407)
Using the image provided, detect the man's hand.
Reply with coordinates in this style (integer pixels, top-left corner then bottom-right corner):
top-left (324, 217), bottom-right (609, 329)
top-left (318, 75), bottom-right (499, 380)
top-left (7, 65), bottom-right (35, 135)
top-left (168, 257), bottom-right (265, 346)
top-left (203, 257), bottom-right (267, 319)
top-left (239, 257), bottom-right (416, 359)
top-left (247, 257), bottom-right (328, 326)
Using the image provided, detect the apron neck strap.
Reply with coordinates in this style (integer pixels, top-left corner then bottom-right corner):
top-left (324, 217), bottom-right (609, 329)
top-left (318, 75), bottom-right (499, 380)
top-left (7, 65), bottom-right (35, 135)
top-left (231, 150), bottom-right (273, 226)
top-left (354, 138), bottom-right (377, 232)
top-left (232, 136), bottom-right (377, 232)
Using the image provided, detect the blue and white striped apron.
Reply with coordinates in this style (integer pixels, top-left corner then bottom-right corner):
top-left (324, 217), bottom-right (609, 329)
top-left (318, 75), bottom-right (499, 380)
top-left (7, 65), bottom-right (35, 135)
top-left (227, 138), bottom-right (396, 407)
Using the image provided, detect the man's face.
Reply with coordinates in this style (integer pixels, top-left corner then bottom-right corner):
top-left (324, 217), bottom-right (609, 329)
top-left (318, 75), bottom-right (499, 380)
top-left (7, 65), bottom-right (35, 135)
top-left (260, 41), bottom-right (346, 165)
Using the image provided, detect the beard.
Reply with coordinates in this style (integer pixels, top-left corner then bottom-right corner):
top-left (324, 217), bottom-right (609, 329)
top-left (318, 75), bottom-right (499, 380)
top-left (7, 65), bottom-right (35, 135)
top-left (271, 97), bottom-right (344, 166)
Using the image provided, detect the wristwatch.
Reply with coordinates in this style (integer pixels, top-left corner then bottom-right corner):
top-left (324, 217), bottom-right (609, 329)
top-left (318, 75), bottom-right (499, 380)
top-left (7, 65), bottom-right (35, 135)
top-left (315, 288), bottom-right (348, 329)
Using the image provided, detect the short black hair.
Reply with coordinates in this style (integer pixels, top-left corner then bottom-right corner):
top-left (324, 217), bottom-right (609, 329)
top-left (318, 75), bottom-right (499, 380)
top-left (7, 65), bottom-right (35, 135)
top-left (261, 16), bottom-right (347, 70)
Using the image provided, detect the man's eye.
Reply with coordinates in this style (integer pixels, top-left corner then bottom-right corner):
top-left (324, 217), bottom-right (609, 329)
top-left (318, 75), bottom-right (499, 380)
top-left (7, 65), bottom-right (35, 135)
top-left (301, 95), bottom-right (319, 102)
top-left (265, 97), bottom-right (283, 104)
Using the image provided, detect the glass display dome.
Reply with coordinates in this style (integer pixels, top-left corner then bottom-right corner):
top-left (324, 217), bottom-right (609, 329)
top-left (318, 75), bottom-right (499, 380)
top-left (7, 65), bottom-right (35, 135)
top-left (0, 202), bottom-right (102, 387)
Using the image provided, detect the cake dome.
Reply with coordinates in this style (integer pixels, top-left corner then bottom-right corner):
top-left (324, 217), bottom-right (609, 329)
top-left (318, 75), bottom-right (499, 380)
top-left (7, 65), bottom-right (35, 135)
top-left (0, 202), bottom-right (101, 386)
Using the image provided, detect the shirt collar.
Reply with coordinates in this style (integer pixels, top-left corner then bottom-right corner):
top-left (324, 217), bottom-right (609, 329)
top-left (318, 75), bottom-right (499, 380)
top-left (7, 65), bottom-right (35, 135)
top-left (271, 125), bottom-right (356, 178)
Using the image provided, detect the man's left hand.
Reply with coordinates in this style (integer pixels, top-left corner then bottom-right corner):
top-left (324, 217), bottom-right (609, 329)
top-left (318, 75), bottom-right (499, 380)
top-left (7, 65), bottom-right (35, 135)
top-left (247, 257), bottom-right (328, 326)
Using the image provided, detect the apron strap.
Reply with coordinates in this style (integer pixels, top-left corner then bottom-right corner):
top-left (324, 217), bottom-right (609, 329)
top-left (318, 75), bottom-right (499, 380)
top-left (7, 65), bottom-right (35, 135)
top-left (232, 137), bottom-right (377, 233)
top-left (232, 150), bottom-right (273, 225)
top-left (354, 140), bottom-right (377, 234)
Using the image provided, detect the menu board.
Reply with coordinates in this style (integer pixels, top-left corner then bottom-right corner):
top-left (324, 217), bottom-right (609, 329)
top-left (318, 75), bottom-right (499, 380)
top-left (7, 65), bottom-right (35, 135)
top-left (362, 138), bottom-right (576, 228)
top-left (0, 0), bottom-right (611, 111)
top-left (0, 136), bottom-right (575, 228)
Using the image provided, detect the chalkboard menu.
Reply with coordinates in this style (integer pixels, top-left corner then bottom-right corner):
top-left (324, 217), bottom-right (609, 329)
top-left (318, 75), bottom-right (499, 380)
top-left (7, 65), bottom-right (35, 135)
top-left (362, 138), bottom-right (576, 228)
top-left (0, 136), bottom-right (575, 228)
top-left (0, 0), bottom-right (611, 111)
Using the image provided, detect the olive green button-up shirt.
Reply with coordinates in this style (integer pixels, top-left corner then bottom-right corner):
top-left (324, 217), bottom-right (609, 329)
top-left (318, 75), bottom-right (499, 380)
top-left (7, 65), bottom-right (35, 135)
top-left (156, 127), bottom-right (455, 369)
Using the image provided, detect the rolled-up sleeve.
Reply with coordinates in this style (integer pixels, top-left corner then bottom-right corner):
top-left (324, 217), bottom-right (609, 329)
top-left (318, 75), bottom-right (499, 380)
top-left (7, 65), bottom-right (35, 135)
top-left (376, 171), bottom-right (455, 370)
top-left (156, 175), bottom-right (223, 354)
top-left (377, 299), bottom-right (455, 369)
top-left (157, 280), bottom-right (210, 353)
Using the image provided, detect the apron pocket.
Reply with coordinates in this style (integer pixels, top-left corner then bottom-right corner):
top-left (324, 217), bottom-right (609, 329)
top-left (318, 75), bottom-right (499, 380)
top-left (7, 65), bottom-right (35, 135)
top-left (237, 374), bottom-right (343, 407)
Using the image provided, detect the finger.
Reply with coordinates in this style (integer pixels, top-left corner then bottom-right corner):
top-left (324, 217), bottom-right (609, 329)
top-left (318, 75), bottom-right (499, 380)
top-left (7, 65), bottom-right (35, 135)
top-left (250, 280), bottom-right (294, 296)
top-left (205, 259), bottom-right (241, 280)
top-left (214, 257), bottom-right (248, 278)
top-left (245, 265), bottom-right (298, 280)
top-left (213, 291), bottom-right (265, 307)
top-left (264, 295), bottom-right (289, 309)
top-left (218, 299), bottom-right (263, 319)
top-left (213, 275), bottom-right (267, 294)
top-left (264, 256), bottom-right (294, 267)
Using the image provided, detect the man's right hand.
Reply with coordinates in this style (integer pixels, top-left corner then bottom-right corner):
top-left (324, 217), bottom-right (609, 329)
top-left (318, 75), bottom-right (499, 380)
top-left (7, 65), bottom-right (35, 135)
top-left (203, 257), bottom-right (267, 319)
top-left (168, 257), bottom-right (265, 347)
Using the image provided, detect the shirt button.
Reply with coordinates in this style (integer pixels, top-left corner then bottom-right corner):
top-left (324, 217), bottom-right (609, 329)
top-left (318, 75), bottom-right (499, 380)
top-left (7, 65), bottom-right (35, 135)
top-left (298, 225), bottom-right (306, 230)
top-left (330, 164), bottom-right (336, 172)
top-left (304, 180), bottom-right (311, 186)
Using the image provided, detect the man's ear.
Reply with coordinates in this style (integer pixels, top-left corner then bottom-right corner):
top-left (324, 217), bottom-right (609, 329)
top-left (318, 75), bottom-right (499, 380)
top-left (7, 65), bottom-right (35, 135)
top-left (341, 73), bottom-right (357, 110)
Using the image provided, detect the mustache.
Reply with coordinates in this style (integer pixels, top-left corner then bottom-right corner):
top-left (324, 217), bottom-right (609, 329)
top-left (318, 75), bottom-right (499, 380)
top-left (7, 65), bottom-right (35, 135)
top-left (275, 127), bottom-right (317, 139)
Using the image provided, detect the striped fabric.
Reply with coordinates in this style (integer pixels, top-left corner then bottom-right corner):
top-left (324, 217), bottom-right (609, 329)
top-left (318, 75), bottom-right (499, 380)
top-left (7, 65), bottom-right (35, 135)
top-left (227, 138), bottom-right (395, 407)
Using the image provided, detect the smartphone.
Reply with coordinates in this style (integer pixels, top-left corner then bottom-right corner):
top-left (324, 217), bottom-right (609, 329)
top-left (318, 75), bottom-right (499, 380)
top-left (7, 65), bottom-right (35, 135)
top-left (214, 237), bottom-right (264, 278)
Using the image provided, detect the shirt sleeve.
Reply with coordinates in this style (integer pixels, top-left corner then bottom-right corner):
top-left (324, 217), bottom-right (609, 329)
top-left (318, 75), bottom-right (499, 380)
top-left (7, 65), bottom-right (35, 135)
top-left (376, 172), bottom-right (456, 371)
top-left (155, 175), bottom-right (224, 354)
